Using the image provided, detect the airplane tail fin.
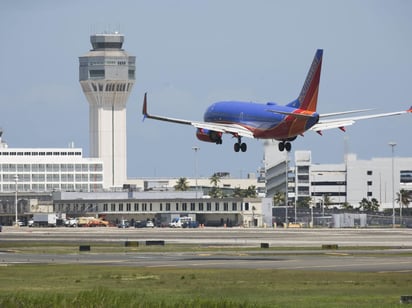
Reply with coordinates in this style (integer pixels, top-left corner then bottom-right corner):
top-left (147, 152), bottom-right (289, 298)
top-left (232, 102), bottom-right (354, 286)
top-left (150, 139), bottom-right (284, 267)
top-left (287, 49), bottom-right (323, 112)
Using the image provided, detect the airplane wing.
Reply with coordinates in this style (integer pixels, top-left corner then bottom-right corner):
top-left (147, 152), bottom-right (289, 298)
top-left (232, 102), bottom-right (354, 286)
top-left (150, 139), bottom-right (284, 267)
top-left (311, 108), bottom-right (412, 133)
top-left (142, 93), bottom-right (254, 138)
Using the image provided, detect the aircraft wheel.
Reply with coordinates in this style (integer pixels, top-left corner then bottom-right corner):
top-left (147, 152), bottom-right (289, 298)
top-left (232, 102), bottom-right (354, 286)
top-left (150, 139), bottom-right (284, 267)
top-left (278, 142), bottom-right (285, 152)
top-left (240, 143), bottom-right (247, 152)
top-left (285, 142), bottom-right (291, 152)
top-left (234, 143), bottom-right (240, 152)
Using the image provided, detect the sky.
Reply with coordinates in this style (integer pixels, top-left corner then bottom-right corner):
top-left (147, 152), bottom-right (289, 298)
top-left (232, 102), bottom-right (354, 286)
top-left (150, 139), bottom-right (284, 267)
top-left (0, 0), bottom-right (411, 179)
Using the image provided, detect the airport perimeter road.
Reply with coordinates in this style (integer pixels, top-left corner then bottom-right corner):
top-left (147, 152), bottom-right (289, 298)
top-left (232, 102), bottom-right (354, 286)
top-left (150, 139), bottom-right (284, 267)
top-left (2, 227), bottom-right (412, 247)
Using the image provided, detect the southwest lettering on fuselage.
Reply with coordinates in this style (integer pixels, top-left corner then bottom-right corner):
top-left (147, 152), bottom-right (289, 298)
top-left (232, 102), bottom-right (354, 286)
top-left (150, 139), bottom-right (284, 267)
top-left (142, 49), bottom-right (411, 153)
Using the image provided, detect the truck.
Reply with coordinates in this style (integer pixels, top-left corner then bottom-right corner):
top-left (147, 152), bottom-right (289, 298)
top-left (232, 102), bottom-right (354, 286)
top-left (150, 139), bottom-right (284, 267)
top-left (169, 216), bottom-right (193, 228)
top-left (28, 213), bottom-right (57, 227)
top-left (77, 216), bottom-right (109, 227)
top-left (65, 217), bottom-right (79, 227)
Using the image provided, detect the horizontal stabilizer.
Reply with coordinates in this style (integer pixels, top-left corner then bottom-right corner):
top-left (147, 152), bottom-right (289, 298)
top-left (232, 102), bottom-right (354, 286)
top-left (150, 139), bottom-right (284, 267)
top-left (266, 109), bottom-right (316, 119)
top-left (320, 109), bottom-right (373, 118)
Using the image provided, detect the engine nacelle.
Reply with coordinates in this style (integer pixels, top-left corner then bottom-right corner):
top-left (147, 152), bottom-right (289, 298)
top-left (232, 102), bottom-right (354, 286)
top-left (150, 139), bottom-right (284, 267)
top-left (196, 128), bottom-right (222, 144)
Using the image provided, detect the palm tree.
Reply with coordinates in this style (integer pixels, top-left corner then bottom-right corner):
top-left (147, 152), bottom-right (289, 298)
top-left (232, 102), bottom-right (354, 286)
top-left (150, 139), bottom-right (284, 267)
top-left (232, 187), bottom-right (244, 198)
top-left (208, 174), bottom-right (222, 198)
top-left (358, 198), bottom-right (379, 212)
top-left (273, 191), bottom-right (285, 206)
top-left (341, 202), bottom-right (354, 211)
top-left (209, 186), bottom-right (223, 198)
top-left (174, 177), bottom-right (189, 191)
top-left (209, 174), bottom-right (221, 187)
top-left (296, 197), bottom-right (311, 208)
top-left (396, 189), bottom-right (411, 223)
top-left (323, 195), bottom-right (333, 209)
top-left (244, 185), bottom-right (257, 198)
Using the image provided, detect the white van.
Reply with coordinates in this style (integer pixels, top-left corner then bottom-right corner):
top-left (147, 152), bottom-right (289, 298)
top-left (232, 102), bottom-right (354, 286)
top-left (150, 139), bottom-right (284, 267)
top-left (169, 216), bottom-right (192, 228)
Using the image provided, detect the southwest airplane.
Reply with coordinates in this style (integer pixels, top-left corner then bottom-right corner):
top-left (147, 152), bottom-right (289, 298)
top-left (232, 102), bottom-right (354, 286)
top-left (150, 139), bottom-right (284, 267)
top-left (142, 49), bottom-right (411, 152)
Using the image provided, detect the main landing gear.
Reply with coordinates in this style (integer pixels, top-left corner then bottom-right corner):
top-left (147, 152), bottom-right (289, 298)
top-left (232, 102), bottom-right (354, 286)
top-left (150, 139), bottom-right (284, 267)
top-left (234, 137), bottom-right (247, 152)
top-left (278, 141), bottom-right (291, 152)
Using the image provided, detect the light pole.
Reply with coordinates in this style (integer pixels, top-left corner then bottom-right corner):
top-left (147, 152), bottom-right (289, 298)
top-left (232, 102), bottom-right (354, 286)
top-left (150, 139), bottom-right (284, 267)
top-left (14, 174), bottom-right (18, 227)
top-left (321, 194), bottom-right (325, 217)
top-left (389, 142), bottom-right (396, 228)
top-left (192, 146), bottom-right (200, 198)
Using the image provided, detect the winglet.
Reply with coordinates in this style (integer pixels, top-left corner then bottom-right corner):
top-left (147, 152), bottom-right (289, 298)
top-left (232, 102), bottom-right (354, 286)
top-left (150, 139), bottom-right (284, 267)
top-left (142, 92), bottom-right (148, 115)
top-left (408, 106), bottom-right (412, 113)
top-left (142, 92), bottom-right (148, 121)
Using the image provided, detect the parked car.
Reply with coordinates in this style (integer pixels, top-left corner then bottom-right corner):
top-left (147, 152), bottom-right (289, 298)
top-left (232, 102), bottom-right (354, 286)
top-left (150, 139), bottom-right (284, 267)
top-left (134, 220), bottom-right (154, 228)
top-left (182, 221), bottom-right (200, 228)
top-left (117, 220), bottom-right (130, 228)
top-left (134, 220), bottom-right (146, 228)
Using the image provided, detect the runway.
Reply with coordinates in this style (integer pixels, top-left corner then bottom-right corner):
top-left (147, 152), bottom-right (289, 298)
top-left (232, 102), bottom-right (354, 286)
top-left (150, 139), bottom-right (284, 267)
top-left (1, 227), bottom-right (412, 272)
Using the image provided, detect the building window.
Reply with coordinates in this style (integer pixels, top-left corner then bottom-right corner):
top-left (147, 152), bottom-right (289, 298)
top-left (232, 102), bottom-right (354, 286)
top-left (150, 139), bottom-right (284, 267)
top-left (134, 203), bottom-right (139, 211)
top-left (103, 203), bottom-right (108, 211)
top-left (400, 170), bottom-right (412, 183)
top-left (166, 203), bottom-right (171, 211)
top-left (367, 171), bottom-right (373, 176)
top-left (89, 69), bottom-right (105, 79)
top-left (175, 203), bottom-right (179, 211)
top-left (126, 203), bottom-right (131, 211)
top-left (160, 203), bottom-right (163, 211)
top-left (215, 202), bottom-right (220, 211)
top-left (199, 203), bottom-right (204, 211)
top-left (182, 203), bottom-right (187, 211)
top-left (232, 202), bottom-right (237, 211)
top-left (367, 191), bottom-right (372, 197)
top-left (245, 202), bottom-right (249, 211)
top-left (367, 181), bottom-right (372, 186)
top-left (111, 203), bottom-right (115, 211)
top-left (223, 202), bottom-right (228, 211)
top-left (207, 202), bottom-right (211, 211)
top-left (190, 203), bottom-right (195, 211)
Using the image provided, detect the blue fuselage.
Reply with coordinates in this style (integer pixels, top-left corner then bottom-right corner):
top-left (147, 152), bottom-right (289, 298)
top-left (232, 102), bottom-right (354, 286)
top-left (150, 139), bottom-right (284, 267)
top-left (204, 101), bottom-right (319, 139)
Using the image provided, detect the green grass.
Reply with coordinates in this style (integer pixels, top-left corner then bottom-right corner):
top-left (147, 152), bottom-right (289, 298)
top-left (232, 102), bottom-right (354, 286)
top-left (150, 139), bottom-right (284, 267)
top-left (0, 264), bottom-right (411, 307)
top-left (1, 241), bottom-right (410, 255)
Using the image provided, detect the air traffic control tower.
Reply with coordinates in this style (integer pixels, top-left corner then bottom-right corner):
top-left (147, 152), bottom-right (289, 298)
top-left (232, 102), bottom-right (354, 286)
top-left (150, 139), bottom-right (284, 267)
top-left (79, 33), bottom-right (135, 188)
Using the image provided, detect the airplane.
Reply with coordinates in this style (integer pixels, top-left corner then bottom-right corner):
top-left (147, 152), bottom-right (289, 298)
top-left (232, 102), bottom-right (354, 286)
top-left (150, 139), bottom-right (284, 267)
top-left (142, 49), bottom-right (411, 153)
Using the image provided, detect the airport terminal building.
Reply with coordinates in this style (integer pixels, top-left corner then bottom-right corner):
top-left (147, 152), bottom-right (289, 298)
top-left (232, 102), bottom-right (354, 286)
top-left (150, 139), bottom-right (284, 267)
top-left (264, 145), bottom-right (412, 210)
top-left (52, 191), bottom-right (272, 228)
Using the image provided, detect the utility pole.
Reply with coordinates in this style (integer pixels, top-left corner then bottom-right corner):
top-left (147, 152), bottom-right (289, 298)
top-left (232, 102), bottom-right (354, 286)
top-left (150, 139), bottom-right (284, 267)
top-left (389, 142), bottom-right (396, 228)
top-left (14, 174), bottom-right (19, 227)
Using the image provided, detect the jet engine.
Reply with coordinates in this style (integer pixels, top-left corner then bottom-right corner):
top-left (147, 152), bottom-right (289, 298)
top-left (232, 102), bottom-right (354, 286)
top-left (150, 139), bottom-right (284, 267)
top-left (196, 128), bottom-right (222, 144)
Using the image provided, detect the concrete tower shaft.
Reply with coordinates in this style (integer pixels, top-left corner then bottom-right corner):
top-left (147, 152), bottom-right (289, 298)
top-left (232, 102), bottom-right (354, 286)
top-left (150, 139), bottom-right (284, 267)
top-left (79, 33), bottom-right (135, 188)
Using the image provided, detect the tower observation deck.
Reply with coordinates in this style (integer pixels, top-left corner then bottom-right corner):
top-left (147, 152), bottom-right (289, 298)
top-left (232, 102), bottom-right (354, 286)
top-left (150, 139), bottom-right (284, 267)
top-left (79, 33), bottom-right (135, 188)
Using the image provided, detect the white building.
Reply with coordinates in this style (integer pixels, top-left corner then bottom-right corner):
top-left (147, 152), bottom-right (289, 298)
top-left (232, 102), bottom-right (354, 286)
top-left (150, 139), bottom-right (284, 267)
top-left (265, 147), bottom-right (412, 210)
top-left (79, 33), bottom-right (135, 188)
top-left (0, 132), bottom-right (104, 192)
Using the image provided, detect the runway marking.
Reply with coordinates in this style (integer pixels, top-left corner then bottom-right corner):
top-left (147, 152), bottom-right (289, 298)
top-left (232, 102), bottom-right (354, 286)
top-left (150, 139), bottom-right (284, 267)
top-left (146, 264), bottom-right (177, 268)
top-left (280, 260), bottom-right (412, 271)
top-left (378, 270), bottom-right (412, 273)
